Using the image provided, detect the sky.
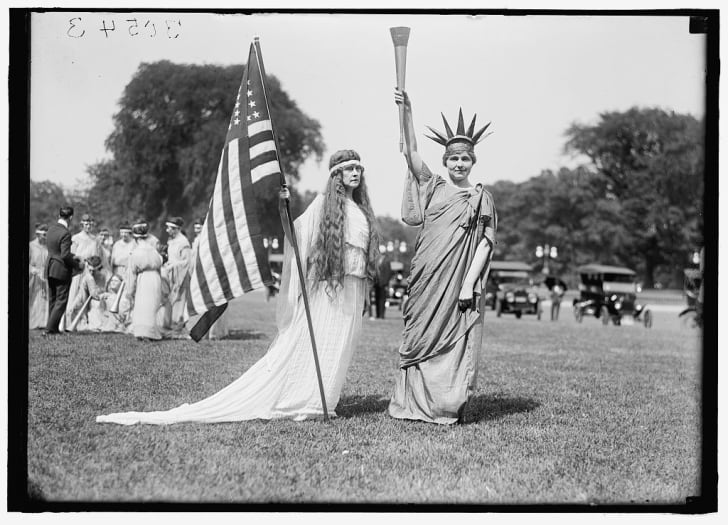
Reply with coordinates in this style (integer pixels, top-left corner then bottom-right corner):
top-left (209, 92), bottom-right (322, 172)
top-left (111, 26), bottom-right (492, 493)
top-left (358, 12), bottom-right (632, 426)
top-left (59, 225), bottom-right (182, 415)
top-left (30, 11), bottom-right (706, 220)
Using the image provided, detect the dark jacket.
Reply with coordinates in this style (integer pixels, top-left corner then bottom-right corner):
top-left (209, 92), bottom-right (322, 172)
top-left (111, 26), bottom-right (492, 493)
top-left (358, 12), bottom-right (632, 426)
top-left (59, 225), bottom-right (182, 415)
top-left (45, 221), bottom-right (78, 281)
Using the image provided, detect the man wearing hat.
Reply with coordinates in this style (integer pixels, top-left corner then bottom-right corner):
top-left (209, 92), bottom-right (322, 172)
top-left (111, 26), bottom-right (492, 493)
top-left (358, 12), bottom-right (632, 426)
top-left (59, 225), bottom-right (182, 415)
top-left (68, 255), bottom-right (109, 331)
top-left (45, 206), bottom-right (81, 334)
top-left (66, 213), bottom-right (103, 324)
top-left (159, 216), bottom-right (191, 335)
top-left (29, 223), bottom-right (49, 329)
top-left (110, 221), bottom-right (135, 278)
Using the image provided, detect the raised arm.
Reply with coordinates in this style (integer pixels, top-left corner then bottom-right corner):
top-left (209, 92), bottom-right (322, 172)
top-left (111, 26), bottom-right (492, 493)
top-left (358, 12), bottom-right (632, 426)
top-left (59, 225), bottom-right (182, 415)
top-left (395, 89), bottom-right (425, 181)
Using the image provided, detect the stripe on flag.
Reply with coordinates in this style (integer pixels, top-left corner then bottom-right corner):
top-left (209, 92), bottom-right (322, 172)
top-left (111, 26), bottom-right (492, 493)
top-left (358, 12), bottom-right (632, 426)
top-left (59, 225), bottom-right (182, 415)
top-left (187, 38), bottom-right (283, 337)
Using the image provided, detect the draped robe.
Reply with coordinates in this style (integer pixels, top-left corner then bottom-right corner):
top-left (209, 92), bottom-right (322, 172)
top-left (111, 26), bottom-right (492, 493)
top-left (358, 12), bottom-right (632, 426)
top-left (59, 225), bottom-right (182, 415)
top-left (389, 166), bottom-right (497, 424)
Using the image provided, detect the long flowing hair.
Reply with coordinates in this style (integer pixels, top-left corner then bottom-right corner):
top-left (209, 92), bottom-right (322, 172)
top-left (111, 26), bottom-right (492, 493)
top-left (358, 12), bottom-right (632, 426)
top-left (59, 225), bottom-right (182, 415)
top-left (309, 150), bottom-right (380, 294)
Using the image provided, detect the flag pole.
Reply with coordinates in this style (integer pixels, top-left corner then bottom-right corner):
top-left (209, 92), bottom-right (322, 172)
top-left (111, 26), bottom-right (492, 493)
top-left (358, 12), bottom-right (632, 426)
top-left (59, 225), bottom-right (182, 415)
top-left (253, 37), bottom-right (329, 421)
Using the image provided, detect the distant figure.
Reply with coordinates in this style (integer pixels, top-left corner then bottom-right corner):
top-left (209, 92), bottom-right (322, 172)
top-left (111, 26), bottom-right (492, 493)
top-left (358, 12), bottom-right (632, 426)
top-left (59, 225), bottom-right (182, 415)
top-left (66, 213), bottom-right (102, 326)
top-left (98, 227), bottom-right (113, 270)
top-left (110, 221), bottom-right (135, 277)
top-left (45, 206), bottom-right (80, 335)
top-left (68, 255), bottom-right (109, 331)
top-left (550, 282), bottom-right (565, 321)
top-left (374, 254), bottom-right (392, 319)
top-left (29, 223), bottom-right (49, 329)
top-left (159, 216), bottom-right (191, 337)
top-left (192, 218), bottom-right (203, 241)
top-left (127, 220), bottom-right (164, 341)
top-left (100, 273), bottom-right (132, 333)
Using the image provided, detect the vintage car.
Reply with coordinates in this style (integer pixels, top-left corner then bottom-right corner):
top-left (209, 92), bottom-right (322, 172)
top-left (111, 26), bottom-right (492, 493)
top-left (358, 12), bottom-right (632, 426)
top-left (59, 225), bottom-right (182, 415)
top-left (385, 261), bottom-right (408, 310)
top-left (678, 267), bottom-right (702, 328)
top-left (487, 261), bottom-right (542, 319)
top-left (572, 264), bottom-right (651, 327)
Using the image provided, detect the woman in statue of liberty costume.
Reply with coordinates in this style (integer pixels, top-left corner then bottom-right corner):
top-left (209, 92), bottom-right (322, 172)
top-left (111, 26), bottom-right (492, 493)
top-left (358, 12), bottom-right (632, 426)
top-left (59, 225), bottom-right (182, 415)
top-left (389, 89), bottom-right (497, 425)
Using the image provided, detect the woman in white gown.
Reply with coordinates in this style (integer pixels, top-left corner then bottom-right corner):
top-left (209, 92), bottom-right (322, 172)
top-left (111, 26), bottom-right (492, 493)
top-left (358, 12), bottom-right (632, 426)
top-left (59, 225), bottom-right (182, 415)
top-left (97, 150), bottom-right (379, 424)
top-left (28, 224), bottom-right (49, 329)
top-left (126, 221), bottom-right (164, 341)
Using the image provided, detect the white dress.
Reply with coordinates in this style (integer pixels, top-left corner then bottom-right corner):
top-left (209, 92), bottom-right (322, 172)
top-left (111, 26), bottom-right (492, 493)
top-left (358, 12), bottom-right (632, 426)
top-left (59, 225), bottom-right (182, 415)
top-left (159, 233), bottom-right (191, 336)
top-left (28, 239), bottom-right (49, 329)
top-left (97, 195), bottom-right (369, 424)
top-left (65, 231), bottom-right (101, 326)
top-left (127, 238), bottom-right (164, 340)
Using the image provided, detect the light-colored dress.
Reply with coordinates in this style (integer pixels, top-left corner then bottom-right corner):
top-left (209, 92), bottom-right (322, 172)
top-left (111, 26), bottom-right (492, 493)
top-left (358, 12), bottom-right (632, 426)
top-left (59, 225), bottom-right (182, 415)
top-left (389, 167), bottom-right (497, 425)
top-left (65, 231), bottom-right (101, 326)
top-left (159, 233), bottom-right (191, 337)
top-left (127, 238), bottom-right (163, 340)
top-left (110, 238), bottom-right (135, 277)
top-left (28, 239), bottom-right (49, 329)
top-left (69, 267), bottom-right (109, 331)
top-left (97, 195), bottom-right (369, 424)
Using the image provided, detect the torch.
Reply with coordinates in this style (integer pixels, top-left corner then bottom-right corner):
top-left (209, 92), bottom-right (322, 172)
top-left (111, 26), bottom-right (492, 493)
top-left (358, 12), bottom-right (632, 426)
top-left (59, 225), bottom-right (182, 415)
top-left (390, 26), bottom-right (411, 152)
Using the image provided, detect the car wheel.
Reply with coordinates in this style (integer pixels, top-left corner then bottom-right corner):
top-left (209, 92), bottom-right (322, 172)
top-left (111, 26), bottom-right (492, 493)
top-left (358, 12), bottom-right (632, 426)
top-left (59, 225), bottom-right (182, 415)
top-left (496, 299), bottom-right (502, 317)
top-left (600, 306), bottom-right (610, 326)
top-left (643, 310), bottom-right (652, 328)
top-left (515, 311), bottom-right (522, 319)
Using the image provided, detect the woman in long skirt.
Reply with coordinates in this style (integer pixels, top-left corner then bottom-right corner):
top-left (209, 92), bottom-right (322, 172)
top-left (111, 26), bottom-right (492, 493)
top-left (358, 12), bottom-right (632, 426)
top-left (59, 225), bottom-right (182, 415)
top-left (98, 149), bottom-right (379, 424)
top-left (126, 221), bottom-right (163, 341)
top-left (388, 89), bottom-right (498, 425)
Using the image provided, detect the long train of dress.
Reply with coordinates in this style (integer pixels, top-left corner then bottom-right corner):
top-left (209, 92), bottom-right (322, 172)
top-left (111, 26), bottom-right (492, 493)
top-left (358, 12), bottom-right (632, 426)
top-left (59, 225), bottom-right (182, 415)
top-left (97, 196), bottom-right (368, 424)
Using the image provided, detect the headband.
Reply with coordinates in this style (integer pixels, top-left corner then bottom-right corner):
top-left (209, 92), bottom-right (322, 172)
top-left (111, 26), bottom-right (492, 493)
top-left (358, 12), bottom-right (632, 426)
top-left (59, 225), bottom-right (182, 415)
top-left (329, 159), bottom-right (363, 176)
top-left (166, 222), bottom-right (181, 229)
top-left (119, 228), bottom-right (132, 233)
top-left (35, 229), bottom-right (47, 235)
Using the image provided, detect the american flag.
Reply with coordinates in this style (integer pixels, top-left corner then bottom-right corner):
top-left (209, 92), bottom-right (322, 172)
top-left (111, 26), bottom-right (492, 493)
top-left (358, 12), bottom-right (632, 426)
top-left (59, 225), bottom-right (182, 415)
top-left (188, 38), bottom-right (281, 339)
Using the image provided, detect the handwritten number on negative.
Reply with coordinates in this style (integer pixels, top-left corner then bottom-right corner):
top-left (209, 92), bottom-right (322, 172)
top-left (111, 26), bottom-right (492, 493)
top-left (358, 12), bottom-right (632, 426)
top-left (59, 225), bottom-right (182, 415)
top-left (99, 19), bottom-right (116, 38)
top-left (127, 19), bottom-right (139, 37)
top-left (144, 20), bottom-right (156, 37)
top-left (67, 17), bottom-right (85, 38)
top-left (165, 19), bottom-right (181, 39)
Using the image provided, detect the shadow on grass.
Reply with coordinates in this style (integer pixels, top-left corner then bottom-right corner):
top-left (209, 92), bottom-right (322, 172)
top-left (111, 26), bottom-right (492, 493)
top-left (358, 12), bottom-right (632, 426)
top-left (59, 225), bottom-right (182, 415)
top-left (223, 330), bottom-right (266, 341)
top-left (336, 394), bottom-right (540, 423)
top-left (463, 394), bottom-right (540, 424)
top-left (336, 395), bottom-right (390, 417)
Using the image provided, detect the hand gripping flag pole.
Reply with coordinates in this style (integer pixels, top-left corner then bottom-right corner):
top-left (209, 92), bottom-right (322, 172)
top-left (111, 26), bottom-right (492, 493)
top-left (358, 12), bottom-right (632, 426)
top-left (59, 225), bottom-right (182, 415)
top-left (253, 38), bottom-right (329, 421)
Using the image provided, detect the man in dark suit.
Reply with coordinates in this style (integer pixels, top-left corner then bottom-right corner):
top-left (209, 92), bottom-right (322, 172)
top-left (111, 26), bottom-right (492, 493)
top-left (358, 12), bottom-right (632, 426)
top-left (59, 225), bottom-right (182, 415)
top-left (45, 206), bottom-right (80, 334)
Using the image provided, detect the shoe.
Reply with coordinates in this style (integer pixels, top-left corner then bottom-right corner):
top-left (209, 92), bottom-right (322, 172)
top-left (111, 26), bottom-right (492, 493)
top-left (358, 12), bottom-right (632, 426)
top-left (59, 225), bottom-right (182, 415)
top-left (42, 330), bottom-right (61, 337)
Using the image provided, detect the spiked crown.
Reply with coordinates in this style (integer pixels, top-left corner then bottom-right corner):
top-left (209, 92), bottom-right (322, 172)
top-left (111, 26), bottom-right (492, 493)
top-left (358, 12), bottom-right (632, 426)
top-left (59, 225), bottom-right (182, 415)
top-left (425, 108), bottom-right (492, 147)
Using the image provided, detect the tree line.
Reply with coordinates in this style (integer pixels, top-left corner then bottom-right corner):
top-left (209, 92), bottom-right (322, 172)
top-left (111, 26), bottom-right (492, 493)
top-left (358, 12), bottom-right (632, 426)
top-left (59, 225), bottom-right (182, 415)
top-left (30, 61), bottom-right (703, 289)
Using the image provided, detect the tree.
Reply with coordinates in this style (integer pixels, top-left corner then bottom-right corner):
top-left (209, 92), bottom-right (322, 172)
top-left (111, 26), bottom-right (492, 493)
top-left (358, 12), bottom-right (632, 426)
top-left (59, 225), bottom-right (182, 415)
top-left (87, 60), bottom-right (325, 239)
top-left (565, 108), bottom-right (704, 287)
top-left (29, 180), bottom-right (67, 238)
top-left (487, 168), bottom-right (627, 279)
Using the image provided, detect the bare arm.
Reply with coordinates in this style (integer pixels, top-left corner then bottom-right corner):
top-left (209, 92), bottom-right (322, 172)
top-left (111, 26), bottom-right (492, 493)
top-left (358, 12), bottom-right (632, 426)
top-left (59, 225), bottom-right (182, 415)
top-left (395, 89), bottom-right (425, 181)
top-left (458, 238), bottom-right (492, 309)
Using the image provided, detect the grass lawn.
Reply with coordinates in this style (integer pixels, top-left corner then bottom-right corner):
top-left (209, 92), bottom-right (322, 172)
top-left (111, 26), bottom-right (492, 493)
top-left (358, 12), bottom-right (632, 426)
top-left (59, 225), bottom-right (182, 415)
top-left (26, 291), bottom-right (702, 505)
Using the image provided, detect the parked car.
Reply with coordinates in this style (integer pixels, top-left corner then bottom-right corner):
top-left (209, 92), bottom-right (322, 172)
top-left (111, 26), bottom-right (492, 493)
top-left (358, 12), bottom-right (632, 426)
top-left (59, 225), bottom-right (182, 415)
top-left (572, 264), bottom-right (651, 327)
top-left (678, 267), bottom-right (702, 328)
top-left (487, 261), bottom-right (542, 319)
top-left (385, 262), bottom-right (408, 310)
